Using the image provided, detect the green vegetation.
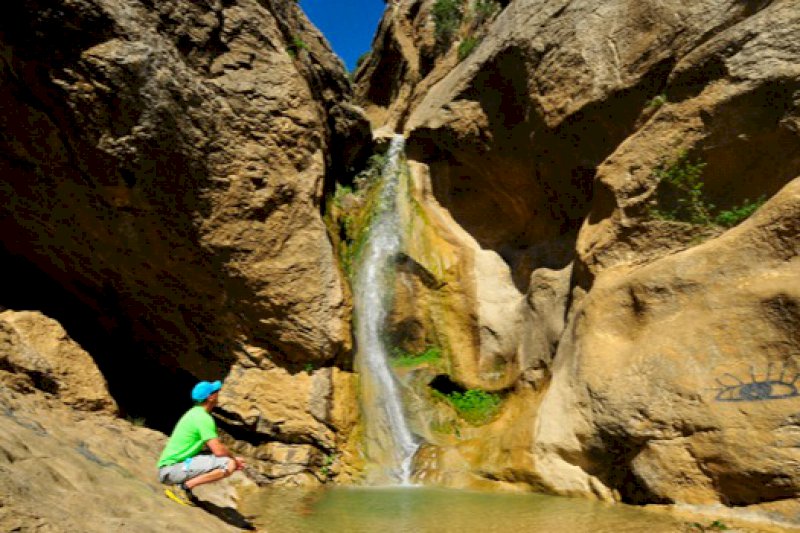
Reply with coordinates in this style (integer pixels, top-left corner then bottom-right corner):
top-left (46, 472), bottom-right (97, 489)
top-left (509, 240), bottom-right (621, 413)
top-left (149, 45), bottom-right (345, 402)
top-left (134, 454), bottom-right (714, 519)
top-left (647, 93), bottom-right (668, 108)
top-left (649, 151), bottom-right (764, 228)
top-left (649, 151), bottom-right (711, 225)
top-left (320, 453), bottom-right (335, 479)
top-left (434, 388), bottom-right (502, 425)
top-left (332, 183), bottom-right (354, 207)
top-left (303, 363), bottom-right (314, 374)
top-left (355, 52), bottom-right (370, 70)
top-left (390, 345), bottom-right (443, 367)
top-left (433, 0), bottom-right (464, 48)
top-left (287, 35), bottom-right (308, 58)
top-left (475, 0), bottom-right (501, 23)
top-left (689, 520), bottom-right (729, 531)
top-left (457, 35), bottom-right (481, 60)
top-left (324, 150), bottom-right (391, 279)
top-left (355, 153), bottom-right (388, 187)
top-left (714, 196), bottom-right (765, 228)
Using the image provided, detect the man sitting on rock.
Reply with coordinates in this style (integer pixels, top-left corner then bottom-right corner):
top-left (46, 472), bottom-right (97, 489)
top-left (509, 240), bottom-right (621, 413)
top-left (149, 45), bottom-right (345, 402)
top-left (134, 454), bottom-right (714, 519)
top-left (157, 380), bottom-right (245, 505)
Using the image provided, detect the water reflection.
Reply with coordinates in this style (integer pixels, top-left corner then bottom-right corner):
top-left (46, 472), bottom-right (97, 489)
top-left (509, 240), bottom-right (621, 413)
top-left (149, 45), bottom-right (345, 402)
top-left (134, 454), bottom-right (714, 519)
top-left (240, 487), bottom-right (686, 533)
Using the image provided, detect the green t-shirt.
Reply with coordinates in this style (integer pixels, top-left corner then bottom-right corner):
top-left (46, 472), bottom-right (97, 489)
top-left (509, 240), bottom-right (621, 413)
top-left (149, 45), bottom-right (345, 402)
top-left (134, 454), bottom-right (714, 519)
top-left (157, 405), bottom-right (218, 468)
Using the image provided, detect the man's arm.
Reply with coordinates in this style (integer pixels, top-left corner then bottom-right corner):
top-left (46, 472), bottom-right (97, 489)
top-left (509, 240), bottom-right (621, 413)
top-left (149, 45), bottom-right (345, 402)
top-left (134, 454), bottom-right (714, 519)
top-left (206, 438), bottom-right (245, 470)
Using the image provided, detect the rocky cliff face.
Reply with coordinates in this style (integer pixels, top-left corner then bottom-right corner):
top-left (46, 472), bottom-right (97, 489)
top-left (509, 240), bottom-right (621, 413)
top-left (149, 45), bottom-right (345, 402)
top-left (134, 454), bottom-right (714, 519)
top-left (356, 0), bottom-right (800, 521)
top-left (3, 0), bottom-right (800, 527)
top-left (0, 0), bottom-right (367, 487)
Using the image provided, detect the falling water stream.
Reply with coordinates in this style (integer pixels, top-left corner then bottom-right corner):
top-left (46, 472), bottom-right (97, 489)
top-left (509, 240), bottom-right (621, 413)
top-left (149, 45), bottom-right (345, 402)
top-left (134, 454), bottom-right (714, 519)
top-left (352, 134), bottom-right (419, 485)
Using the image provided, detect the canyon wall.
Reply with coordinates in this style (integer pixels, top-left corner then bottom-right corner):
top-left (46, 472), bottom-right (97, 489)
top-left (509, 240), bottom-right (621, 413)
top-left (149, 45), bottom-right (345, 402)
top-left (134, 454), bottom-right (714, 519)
top-left (2, 0), bottom-right (799, 528)
top-left (355, 0), bottom-right (800, 519)
top-left (0, 0), bottom-right (368, 496)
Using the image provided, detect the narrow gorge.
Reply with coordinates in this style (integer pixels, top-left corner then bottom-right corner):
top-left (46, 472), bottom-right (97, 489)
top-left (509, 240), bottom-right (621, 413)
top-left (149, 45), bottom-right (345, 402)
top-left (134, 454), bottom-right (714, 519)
top-left (1, 0), bottom-right (799, 531)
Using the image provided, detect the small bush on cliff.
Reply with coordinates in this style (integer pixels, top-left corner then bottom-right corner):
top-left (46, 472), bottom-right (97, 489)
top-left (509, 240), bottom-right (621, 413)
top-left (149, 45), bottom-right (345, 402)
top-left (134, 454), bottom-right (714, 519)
top-left (436, 389), bottom-right (502, 425)
top-left (647, 93), bottom-right (668, 109)
top-left (287, 35), bottom-right (308, 58)
top-left (457, 35), bottom-right (481, 61)
top-left (649, 151), bottom-right (712, 225)
top-left (714, 196), bottom-right (765, 227)
top-left (649, 151), bottom-right (765, 229)
top-left (355, 52), bottom-right (370, 70)
top-left (689, 520), bottom-right (729, 531)
top-left (475, 0), bottom-right (501, 24)
top-left (433, 0), bottom-right (464, 50)
top-left (332, 183), bottom-right (353, 207)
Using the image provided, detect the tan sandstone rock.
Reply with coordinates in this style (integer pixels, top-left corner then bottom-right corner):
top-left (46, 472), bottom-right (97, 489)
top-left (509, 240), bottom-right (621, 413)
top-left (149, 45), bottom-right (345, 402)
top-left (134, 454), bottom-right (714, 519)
top-left (361, 0), bottom-right (800, 521)
top-left (535, 177), bottom-right (800, 508)
top-left (0, 310), bottom-right (117, 414)
top-left (0, 387), bottom-right (249, 533)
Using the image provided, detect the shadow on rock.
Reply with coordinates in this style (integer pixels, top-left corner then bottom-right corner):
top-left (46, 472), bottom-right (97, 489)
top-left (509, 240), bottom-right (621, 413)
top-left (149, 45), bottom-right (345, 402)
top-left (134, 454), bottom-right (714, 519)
top-left (194, 499), bottom-right (257, 531)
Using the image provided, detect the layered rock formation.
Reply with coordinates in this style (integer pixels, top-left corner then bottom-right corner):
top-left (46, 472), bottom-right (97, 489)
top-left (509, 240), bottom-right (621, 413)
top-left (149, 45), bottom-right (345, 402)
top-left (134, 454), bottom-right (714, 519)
top-left (0, 309), bottom-right (251, 532)
top-left (2, 0), bottom-right (800, 528)
top-left (0, 0), bottom-right (368, 486)
top-left (354, 0), bottom-right (800, 522)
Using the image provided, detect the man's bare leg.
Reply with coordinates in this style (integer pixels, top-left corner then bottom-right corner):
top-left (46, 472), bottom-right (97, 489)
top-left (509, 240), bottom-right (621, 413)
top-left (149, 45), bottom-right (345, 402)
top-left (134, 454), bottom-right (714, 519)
top-left (184, 459), bottom-right (236, 490)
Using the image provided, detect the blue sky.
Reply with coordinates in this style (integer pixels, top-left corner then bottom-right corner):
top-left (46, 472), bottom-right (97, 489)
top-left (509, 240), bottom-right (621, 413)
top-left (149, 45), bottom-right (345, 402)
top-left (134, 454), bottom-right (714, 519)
top-left (299, 0), bottom-right (386, 72)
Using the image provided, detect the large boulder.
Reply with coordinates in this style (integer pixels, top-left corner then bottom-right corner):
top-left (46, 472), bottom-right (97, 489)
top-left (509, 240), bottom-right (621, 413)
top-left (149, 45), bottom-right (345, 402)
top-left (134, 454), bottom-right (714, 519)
top-left (0, 310), bottom-right (117, 414)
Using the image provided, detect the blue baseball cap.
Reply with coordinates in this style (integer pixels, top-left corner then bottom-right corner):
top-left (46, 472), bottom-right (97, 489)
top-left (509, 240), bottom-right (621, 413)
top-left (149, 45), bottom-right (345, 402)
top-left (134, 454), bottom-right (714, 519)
top-left (191, 380), bottom-right (222, 402)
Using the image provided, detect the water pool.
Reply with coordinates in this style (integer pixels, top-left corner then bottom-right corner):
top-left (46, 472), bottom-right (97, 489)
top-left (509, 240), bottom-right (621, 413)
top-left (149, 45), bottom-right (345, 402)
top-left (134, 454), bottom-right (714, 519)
top-left (239, 486), bottom-right (689, 533)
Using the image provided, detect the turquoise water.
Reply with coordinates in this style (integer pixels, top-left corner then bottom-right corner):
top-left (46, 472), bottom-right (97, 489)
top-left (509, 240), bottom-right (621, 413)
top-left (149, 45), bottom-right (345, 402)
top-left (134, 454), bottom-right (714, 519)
top-left (240, 487), bottom-right (686, 533)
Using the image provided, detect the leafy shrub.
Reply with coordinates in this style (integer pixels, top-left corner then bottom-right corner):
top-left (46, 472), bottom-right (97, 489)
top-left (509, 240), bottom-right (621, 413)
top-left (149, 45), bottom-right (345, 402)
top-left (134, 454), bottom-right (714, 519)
top-left (320, 453), bottom-right (335, 478)
top-left (475, 0), bottom-right (500, 23)
top-left (391, 346), bottom-right (443, 367)
top-left (649, 151), bottom-right (712, 225)
top-left (125, 415), bottom-right (146, 427)
top-left (689, 520), bottom-right (729, 532)
top-left (457, 35), bottom-right (481, 60)
top-left (714, 196), bottom-right (765, 227)
top-left (649, 151), bottom-right (765, 229)
top-left (354, 153), bottom-right (388, 188)
top-left (433, 0), bottom-right (464, 49)
top-left (438, 389), bottom-right (502, 425)
top-left (287, 35), bottom-right (308, 58)
top-left (647, 93), bottom-right (668, 108)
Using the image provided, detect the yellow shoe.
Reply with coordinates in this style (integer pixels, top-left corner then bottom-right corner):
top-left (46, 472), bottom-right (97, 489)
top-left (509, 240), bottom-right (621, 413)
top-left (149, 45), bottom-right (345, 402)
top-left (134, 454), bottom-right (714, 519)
top-left (164, 487), bottom-right (196, 506)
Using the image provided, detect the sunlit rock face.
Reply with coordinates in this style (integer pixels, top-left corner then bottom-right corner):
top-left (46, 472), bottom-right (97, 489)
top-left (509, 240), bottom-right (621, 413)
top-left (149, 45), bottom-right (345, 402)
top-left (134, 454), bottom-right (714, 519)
top-left (0, 0), bottom-right (369, 487)
top-left (0, 308), bottom-right (254, 531)
top-left (0, 310), bottom-right (117, 414)
top-left (359, 0), bottom-right (800, 515)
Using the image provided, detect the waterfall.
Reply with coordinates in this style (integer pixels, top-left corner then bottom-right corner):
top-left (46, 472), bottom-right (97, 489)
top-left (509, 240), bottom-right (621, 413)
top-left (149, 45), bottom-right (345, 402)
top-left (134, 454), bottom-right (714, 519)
top-left (353, 134), bottom-right (419, 485)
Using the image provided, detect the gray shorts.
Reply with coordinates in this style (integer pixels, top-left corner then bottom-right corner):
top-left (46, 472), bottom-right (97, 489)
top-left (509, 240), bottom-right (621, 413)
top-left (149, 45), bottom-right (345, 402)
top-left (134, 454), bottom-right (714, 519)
top-left (158, 454), bottom-right (231, 485)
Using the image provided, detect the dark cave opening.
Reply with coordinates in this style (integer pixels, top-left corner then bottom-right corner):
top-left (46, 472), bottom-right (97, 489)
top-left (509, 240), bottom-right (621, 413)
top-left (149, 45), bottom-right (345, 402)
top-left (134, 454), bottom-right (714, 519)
top-left (0, 243), bottom-right (197, 433)
top-left (428, 374), bottom-right (466, 395)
